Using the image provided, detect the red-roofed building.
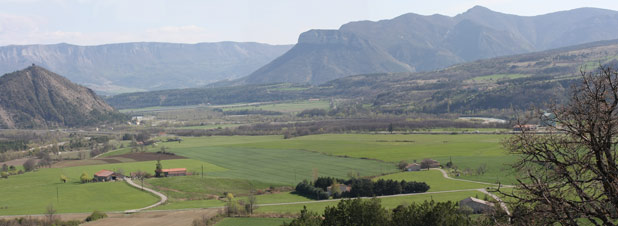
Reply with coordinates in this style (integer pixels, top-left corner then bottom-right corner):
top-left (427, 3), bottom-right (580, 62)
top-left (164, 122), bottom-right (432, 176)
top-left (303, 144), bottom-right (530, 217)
top-left (162, 168), bottom-right (187, 177)
top-left (94, 169), bottom-right (116, 182)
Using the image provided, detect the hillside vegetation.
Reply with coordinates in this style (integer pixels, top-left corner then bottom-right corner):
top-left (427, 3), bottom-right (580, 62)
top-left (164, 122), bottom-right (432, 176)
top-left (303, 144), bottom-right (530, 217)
top-left (107, 39), bottom-right (618, 115)
top-left (0, 65), bottom-right (127, 129)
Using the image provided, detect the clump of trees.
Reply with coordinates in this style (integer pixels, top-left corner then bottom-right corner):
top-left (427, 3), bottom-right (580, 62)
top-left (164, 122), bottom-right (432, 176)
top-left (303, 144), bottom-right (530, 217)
top-left (294, 177), bottom-right (429, 200)
top-left (295, 180), bottom-right (330, 200)
top-left (284, 199), bottom-right (502, 226)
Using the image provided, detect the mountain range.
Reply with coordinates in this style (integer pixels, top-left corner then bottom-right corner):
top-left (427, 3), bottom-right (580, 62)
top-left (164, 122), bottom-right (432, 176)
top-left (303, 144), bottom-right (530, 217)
top-left (235, 6), bottom-right (618, 85)
top-left (0, 65), bottom-right (125, 129)
top-left (107, 39), bottom-right (618, 115)
top-left (0, 42), bottom-right (291, 94)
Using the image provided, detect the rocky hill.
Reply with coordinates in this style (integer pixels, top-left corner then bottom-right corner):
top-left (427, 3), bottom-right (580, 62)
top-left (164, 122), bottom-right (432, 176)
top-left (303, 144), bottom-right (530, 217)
top-left (237, 6), bottom-right (618, 85)
top-left (0, 65), bottom-right (125, 128)
top-left (0, 42), bottom-right (292, 94)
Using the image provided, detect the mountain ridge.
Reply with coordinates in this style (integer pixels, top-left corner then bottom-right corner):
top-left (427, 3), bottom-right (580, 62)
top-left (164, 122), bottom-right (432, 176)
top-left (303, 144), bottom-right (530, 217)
top-left (0, 42), bottom-right (292, 94)
top-left (236, 6), bottom-right (618, 86)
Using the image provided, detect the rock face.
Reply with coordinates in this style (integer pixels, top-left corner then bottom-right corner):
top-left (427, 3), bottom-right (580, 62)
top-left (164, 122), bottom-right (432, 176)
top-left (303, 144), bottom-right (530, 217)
top-left (238, 6), bottom-right (618, 85)
top-left (0, 42), bottom-right (292, 94)
top-left (0, 65), bottom-right (120, 129)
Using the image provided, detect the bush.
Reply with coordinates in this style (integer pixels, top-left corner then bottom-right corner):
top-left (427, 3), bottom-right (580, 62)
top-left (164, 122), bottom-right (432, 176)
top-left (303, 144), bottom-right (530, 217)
top-left (1, 171), bottom-right (8, 179)
top-left (22, 158), bottom-right (37, 172)
top-left (80, 172), bottom-right (91, 183)
top-left (85, 210), bottom-right (108, 222)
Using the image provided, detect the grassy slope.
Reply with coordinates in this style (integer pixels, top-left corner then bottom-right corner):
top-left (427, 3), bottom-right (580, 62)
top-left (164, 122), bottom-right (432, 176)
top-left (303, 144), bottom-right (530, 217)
top-left (375, 170), bottom-right (488, 191)
top-left (153, 192), bottom-right (313, 210)
top-left (220, 100), bottom-right (329, 113)
top-left (0, 159), bottom-right (223, 215)
top-left (255, 191), bottom-right (485, 214)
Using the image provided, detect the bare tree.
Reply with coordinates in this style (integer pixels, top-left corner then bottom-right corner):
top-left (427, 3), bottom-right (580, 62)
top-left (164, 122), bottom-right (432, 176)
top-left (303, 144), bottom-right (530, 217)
top-left (501, 65), bottom-right (618, 225)
top-left (46, 204), bottom-right (57, 223)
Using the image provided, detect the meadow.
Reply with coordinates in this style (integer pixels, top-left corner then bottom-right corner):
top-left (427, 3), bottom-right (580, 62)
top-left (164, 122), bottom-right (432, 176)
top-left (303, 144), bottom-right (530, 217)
top-left (160, 136), bottom-right (398, 185)
top-left (220, 134), bottom-right (516, 184)
top-left (375, 170), bottom-right (488, 191)
top-left (0, 159), bottom-right (223, 215)
top-left (219, 100), bottom-right (329, 113)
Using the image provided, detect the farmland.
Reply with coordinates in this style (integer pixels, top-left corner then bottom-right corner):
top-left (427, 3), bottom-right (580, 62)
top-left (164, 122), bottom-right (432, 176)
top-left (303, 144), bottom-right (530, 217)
top-left (0, 133), bottom-right (514, 218)
top-left (0, 159), bottom-right (223, 215)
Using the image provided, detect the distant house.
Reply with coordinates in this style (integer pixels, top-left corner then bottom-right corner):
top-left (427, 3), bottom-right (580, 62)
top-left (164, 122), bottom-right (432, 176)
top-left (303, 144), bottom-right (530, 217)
top-left (326, 184), bottom-right (351, 196)
top-left (421, 159), bottom-right (440, 169)
top-left (460, 197), bottom-right (495, 213)
top-left (94, 169), bottom-right (116, 182)
top-left (405, 163), bottom-right (421, 171)
top-left (513, 124), bottom-right (537, 131)
top-left (162, 168), bottom-right (187, 177)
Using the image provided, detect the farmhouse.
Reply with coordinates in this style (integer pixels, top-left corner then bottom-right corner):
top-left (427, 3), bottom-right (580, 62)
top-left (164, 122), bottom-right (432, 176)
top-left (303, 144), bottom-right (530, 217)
top-left (405, 163), bottom-right (421, 171)
top-left (459, 197), bottom-right (495, 213)
top-left (93, 169), bottom-right (116, 182)
top-left (421, 159), bottom-right (440, 169)
top-left (326, 184), bottom-right (351, 196)
top-left (162, 168), bottom-right (187, 177)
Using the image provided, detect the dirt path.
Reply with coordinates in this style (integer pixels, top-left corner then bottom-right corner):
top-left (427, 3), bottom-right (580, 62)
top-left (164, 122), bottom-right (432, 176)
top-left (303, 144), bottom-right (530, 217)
top-left (124, 178), bottom-right (168, 213)
top-left (431, 168), bottom-right (512, 215)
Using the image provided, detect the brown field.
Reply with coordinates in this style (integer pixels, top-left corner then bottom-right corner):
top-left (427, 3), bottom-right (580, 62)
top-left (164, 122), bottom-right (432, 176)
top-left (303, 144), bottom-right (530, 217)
top-left (0, 158), bottom-right (37, 167)
top-left (115, 153), bottom-right (186, 161)
top-left (51, 153), bottom-right (186, 168)
top-left (82, 209), bottom-right (221, 226)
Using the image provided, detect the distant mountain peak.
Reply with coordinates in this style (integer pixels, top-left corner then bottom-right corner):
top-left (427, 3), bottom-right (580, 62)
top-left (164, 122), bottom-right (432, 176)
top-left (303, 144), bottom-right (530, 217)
top-left (0, 66), bottom-right (123, 129)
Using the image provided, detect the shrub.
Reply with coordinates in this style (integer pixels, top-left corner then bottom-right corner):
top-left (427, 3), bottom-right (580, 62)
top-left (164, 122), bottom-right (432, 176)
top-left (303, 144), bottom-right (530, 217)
top-left (85, 210), bottom-right (108, 222)
top-left (1, 171), bottom-right (8, 179)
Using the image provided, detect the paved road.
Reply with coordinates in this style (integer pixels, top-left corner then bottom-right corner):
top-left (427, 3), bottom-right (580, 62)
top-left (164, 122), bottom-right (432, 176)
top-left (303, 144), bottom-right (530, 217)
top-left (124, 178), bottom-right (168, 213)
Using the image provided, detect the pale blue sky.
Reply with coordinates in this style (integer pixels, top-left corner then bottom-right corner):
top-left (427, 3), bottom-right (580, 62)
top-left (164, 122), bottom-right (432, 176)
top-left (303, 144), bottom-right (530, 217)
top-left (0, 0), bottom-right (617, 46)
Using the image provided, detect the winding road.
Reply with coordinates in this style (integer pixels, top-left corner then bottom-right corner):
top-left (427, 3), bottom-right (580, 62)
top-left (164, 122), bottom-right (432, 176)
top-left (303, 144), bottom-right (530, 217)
top-left (124, 178), bottom-right (168, 213)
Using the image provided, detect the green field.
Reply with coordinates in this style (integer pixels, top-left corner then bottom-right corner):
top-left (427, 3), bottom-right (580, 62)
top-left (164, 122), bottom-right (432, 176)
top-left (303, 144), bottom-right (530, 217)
top-left (159, 136), bottom-right (398, 185)
top-left (376, 170), bottom-right (488, 191)
top-left (216, 134), bottom-right (515, 184)
top-left (146, 176), bottom-right (288, 200)
top-left (220, 100), bottom-right (329, 113)
top-left (216, 217), bottom-right (292, 226)
top-left (255, 190), bottom-right (485, 214)
top-left (153, 191), bottom-right (312, 210)
top-left (0, 159), bottom-right (223, 215)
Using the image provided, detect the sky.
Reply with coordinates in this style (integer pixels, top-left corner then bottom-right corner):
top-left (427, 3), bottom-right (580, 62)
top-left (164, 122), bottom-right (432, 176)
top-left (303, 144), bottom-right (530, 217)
top-left (1, 0), bottom-right (617, 46)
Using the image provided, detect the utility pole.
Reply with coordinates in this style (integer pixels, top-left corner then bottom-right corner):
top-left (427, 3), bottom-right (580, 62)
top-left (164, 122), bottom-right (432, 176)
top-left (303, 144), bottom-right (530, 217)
top-left (56, 186), bottom-right (59, 204)
top-left (201, 165), bottom-right (204, 179)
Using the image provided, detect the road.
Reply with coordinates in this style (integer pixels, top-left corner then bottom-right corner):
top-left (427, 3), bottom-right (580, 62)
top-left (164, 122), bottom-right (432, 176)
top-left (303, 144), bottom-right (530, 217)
top-left (432, 168), bottom-right (512, 215)
top-left (124, 178), bottom-right (168, 213)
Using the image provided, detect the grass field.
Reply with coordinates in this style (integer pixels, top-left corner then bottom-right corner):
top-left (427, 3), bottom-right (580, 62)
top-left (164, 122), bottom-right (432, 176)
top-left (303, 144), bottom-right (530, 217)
top-left (376, 170), bottom-right (488, 191)
top-left (255, 190), bottom-right (485, 214)
top-left (219, 134), bottom-right (515, 184)
top-left (220, 100), bottom-right (329, 113)
top-left (146, 176), bottom-right (288, 200)
top-left (153, 192), bottom-right (312, 210)
top-left (159, 136), bottom-right (398, 185)
top-left (216, 217), bottom-right (292, 226)
top-left (0, 159), bottom-right (223, 215)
